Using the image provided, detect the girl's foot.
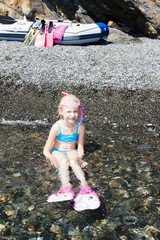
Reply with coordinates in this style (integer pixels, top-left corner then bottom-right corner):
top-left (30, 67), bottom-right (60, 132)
top-left (47, 186), bottom-right (74, 202)
top-left (74, 185), bottom-right (101, 211)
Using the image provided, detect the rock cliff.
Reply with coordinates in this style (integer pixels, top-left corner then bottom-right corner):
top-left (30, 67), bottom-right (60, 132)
top-left (0, 0), bottom-right (160, 39)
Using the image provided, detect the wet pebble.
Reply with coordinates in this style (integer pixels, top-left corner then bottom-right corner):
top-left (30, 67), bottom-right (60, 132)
top-left (131, 228), bottom-right (155, 240)
top-left (50, 224), bottom-right (61, 234)
top-left (0, 224), bottom-right (5, 232)
top-left (115, 189), bottom-right (129, 198)
top-left (135, 187), bottom-right (151, 197)
top-left (139, 143), bottom-right (152, 149)
top-left (122, 215), bottom-right (138, 226)
top-left (108, 180), bottom-right (119, 188)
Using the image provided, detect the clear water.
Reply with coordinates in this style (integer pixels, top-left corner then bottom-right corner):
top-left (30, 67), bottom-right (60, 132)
top-left (0, 120), bottom-right (160, 239)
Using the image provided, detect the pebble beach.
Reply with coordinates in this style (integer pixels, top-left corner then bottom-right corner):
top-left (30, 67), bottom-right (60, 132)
top-left (0, 35), bottom-right (160, 90)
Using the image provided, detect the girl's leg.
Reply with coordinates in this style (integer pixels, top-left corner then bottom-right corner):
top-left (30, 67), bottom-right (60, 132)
top-left (51, 151), bottom-right (71, 186)
top-left (47, 151), bottom-right (74, 202)
top-left (67, 150), bottom-right (87, 186)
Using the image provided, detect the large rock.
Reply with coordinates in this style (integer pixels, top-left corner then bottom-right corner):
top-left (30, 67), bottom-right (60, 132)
top-left (0, 0), bottom-right (160, 39)
top-left (77, 0), bottom-right (160, 39)
top-left (0, 0), bottom-right (58, 19)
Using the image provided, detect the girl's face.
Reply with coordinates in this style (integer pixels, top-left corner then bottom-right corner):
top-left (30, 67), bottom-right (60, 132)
top-left (62, 105), bottom-right (79, 124)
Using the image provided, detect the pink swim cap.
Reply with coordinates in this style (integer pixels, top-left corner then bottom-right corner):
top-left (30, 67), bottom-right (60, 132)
top-left (60, 97), bottom-right (83, 125)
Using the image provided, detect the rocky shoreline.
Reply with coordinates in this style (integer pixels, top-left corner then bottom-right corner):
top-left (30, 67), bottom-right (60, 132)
top-left (0, 32), bottom-right (160, 127)
top-left (0, 32), bottom-right (160, 90)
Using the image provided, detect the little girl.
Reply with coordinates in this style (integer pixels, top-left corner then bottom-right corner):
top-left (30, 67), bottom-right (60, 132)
top-left (43, 92), bottom-right (100, 211)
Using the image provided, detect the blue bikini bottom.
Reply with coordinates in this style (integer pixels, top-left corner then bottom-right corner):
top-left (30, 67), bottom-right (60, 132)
top-left (50, 147), bottom-right (76, 155)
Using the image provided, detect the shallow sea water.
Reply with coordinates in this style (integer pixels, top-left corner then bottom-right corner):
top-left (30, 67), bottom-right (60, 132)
top-left (0, 120), bottom-right (160, 240)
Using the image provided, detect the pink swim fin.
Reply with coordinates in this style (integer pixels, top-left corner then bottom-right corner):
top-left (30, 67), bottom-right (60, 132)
top-left (35, 20), bottom-right (46, 47)
top-left (46, 21), bottom-right (54, 47)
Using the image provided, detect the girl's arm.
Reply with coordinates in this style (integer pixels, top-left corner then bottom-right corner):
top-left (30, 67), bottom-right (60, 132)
top-left (77, 123), bottom-right (85, 159)
top-left (43, 123), bottom-right (59, 167)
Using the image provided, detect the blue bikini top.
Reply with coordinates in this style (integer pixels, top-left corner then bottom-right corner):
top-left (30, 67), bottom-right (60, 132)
top-left (56, 121), bottom-right (79, 142)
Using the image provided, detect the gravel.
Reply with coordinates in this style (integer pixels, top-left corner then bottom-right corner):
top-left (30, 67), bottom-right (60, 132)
top-left (0, 37), bottom-right (160, 90)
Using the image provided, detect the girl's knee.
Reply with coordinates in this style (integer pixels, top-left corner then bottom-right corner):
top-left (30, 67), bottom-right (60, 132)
top-left (61, 158), bottom-right (70, 166)
top-left (67, 151), bottom-right (78, 166)
top-left (57, 158), bottom-right (70, 171)
top-left (69, 159), bottom-right (78, 168)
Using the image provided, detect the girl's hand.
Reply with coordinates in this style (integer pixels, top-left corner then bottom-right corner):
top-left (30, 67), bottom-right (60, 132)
top-left (51, 161), bottom-right (58, 169)
top-left (78, 159), bottom-right (88, 168)
top-left (47, 157), bottom-right (58, 169)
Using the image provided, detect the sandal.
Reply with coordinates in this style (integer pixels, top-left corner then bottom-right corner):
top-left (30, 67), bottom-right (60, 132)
top-left (74, 185), bottom-right (101, 211)
top-left (47, 186), bottom-right (74, 202)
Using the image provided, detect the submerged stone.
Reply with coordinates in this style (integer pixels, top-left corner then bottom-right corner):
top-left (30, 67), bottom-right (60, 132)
top-left (108, 180), bottom-right (119, 188)
top-left (0, 224), bottom-right (5, 232)
top-left (139, 143), bottom-right (152, 149)
top-left (131, 228), bottom-right (155, 240)
top-left (122, 215), bottom-right (138, 226)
